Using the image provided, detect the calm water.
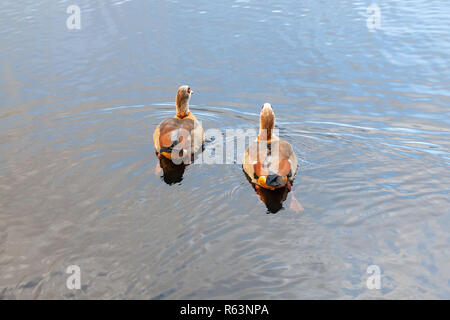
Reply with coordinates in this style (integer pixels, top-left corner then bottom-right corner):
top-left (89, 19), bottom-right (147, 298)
top-left (1, 0), bottom-right (449, 299)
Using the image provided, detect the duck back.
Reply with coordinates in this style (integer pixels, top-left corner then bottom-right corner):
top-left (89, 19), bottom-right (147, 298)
top-left (243, 138), bottom-right (297, 188)
top-left (153, 114), bottom-right (204, 158)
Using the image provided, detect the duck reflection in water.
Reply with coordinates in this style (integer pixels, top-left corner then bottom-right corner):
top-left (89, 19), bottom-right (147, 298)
top-left (244, 172), bottom-right (303, 213)
top-left (155, 154), bottom-right (186, 185)
top-left (154, 144), bottom-right (205, 185)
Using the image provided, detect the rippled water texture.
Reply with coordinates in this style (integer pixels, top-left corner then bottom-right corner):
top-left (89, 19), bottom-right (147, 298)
top-left (0, 0), bottom-right (449, 299)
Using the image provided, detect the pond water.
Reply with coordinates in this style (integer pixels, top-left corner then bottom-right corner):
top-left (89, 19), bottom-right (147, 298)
top-left (0, 0), bottom-right (449, 299)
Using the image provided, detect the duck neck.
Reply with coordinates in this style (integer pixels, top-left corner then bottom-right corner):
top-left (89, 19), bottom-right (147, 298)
top-left (176, 100), bottom-right (190, 119)
top-left (258, 128), bottom-right (273, 141)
